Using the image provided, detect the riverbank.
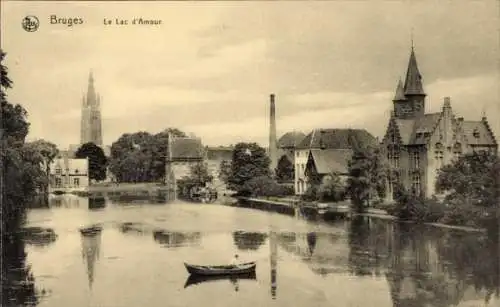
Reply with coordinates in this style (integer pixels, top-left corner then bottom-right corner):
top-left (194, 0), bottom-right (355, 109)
top-left (228, 196), bottom-right (488, 233)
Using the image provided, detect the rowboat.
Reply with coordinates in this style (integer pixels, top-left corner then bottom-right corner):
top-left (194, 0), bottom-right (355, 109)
top-left (184, 271), bottom-right (256, 288)
top-left (184, 261), bottom-right (256, 276)
top-left (79, 225), bottom-right (103, 236)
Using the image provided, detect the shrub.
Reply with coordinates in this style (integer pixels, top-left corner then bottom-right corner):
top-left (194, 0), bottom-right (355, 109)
top-left (239, 176), bottom-right (293, 198)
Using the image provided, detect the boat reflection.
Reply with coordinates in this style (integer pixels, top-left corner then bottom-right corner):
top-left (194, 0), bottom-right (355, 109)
top-left (183, 271), bottom-right (257, 289)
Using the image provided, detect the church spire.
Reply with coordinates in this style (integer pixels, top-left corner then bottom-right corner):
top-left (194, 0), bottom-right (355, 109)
top-left (393, 79), bottom-right (406, 101)
top-left (403, 48), bottom-right (425, 96)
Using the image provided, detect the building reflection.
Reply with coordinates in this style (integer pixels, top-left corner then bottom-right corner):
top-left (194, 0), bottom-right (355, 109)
top-left (270, 230), bottom-right (278, 299)
top-left (346, 216), bottom-right (500, 307)
top-left (232, 231), bottom-right (268, 251)
top-left (80, 230), bottom-right (102, 289)
top-left (153, 230), bottom-right (201, 248)
top-left (49, 194), bottom-right (87, 208)
top-left (272, 216), bottom-right (498, 306)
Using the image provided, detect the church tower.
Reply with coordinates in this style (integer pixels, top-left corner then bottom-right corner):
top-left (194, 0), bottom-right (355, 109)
top-left (80, 71), bottom-right (103, 146)
top-left (393, 47), bottom-right (426, 119)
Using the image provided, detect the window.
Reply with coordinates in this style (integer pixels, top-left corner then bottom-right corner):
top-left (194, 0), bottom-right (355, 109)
top-left (434, 143), bottom-right (444, 169)
top-left (453, 143), bottom-right (462, 160)
top-left (473, 129), bottom-right (480, 139)
top-left (73, 178), bottom-right (80, 187)
top-left (55, 177), bottom-right (62, 188)
top-left (412, 174), bottom-right (421, 196)
top-left (387, 148), bottom-right (400, 169)
top-left (75, 169), bottom-right (79, 174)
top-left (55, 168), bottom-right (62, 175)
top-left (412, 151), bottom-right (420, 169)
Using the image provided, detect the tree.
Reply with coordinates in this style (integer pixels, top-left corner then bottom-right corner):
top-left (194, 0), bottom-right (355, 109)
top-left (318, 172), bottom-right (346, 202)
top-left (218, 160), bottom-right (232, 184)
top-left (24, 139), bottom-right (59, 196)
top-left (108, 128), bottom-right (187, 183)
top-left (275, 155), bottom-right (294, 182)
top-left (188, 161), bottom-right (213, 185)
top-left (75, 142), bottom-right (108, 181)
top-left (346, 145), bottom-right (388, 212)
top-left (1, 50), bottom-right (42, 305)
top-left (435, 150), bottom-right (500, 230)
top-left (227, 142), bottom-right (271, 192)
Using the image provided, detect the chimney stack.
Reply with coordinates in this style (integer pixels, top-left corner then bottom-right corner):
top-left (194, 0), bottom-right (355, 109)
top-left (269, 93), bottom-right (278, 174)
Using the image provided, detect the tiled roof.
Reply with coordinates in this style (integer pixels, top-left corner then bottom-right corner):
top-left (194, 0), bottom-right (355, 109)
top-left (278, 131), bottom-right (306, 148)
top-left (411, 113), bottom-right (441, 144)
top-left (394, 113), bottom-right (441, 145)
top-left (171, 137), bottom-right (204, 160)
top-left (461, 121), bottom-right (497, 146)
top-left (205, 146), bottom-right (233, 161)
top-left (297, 128), bottom-right (377, 150)
top-left (308, 149), bottom-right (352, 174)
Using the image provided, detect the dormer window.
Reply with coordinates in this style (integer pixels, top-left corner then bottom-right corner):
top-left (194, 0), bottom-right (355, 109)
top-left (473, 128), bottom-right (480, 139)
top-left (75, 169), bottom-right (79, 174)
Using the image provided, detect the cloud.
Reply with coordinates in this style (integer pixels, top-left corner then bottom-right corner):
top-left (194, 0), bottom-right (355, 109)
top-left (1, 1), bottom-right (498, 149)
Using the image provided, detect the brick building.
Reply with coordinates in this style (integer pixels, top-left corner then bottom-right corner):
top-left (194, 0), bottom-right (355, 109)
top-left (381, 47), bottom-right (498, 200)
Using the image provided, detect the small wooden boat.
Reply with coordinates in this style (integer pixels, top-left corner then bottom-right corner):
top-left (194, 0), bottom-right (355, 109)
top-left (79, 225), bottom-right (103, 236)
top-left (184, 271), bottom-right (256, 288)
top-left (184, 261), bottom-right (256, 276)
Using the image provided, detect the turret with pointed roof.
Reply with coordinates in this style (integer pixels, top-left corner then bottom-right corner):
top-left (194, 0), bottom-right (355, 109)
top-left (393, 47), bottom-right (426, 119)
top-left (403, 47), bottom-right (426, 96)
top-left (393, 79), bottom-right (406, 102)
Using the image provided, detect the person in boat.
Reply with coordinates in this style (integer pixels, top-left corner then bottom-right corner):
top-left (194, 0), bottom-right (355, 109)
top-left (230, 254), bottom-right (241, 267)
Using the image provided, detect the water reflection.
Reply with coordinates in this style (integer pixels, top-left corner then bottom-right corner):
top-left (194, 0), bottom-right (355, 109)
top-left (21, 227), bottom-right (57, 248)
top-left (88, 197), bottom-right (106, 210)
top-left (107, 193), bottom-right (168, 204)
top-left (2, 233), bottom-right (42, 307)
top-left (153, 230), bottom-right (202, 248)
top-left (80, 229), bottom-right (102, 289)
top-left (346, 216), bottom-right (500, 306)
top-left (269, 230), bottom-right (278, 299)
top-left (183, 272), bottom-right (257, 289)
top-left (22, 195), bottom-right (499, 306)
top-left (232, 231), bottom-right (268, 251)
top-left (49, 194), bottom-right (86, 208)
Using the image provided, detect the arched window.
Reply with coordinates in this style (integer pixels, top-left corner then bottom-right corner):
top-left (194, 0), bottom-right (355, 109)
top-left (412, 151), bottom-right (420, 169)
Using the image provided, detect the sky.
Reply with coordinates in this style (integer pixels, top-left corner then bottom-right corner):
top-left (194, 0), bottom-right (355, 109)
top-left (1, 1), bottom-right (499, 149)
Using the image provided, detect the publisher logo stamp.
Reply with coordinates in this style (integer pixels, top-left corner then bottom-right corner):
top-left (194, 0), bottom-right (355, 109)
top-left (22, 16), bottom-right (39, 32)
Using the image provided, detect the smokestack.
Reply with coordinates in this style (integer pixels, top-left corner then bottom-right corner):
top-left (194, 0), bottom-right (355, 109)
top-left (269, 93), bottom-right (278, 174)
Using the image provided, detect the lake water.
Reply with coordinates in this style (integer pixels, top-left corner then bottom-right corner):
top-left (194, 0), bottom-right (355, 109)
top-left (4, 194), bottom-right (499, 307)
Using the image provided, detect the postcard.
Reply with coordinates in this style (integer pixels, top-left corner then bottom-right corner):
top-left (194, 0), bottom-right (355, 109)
top-left (1, 1), bottom-right (499, 307)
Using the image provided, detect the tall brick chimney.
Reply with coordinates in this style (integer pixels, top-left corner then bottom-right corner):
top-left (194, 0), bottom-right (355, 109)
top-left (269, 93), bottom-right (278, 174)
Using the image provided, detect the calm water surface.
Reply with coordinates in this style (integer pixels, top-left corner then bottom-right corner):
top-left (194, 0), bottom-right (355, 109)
top-left (7, 195), bottom-right (500, 307)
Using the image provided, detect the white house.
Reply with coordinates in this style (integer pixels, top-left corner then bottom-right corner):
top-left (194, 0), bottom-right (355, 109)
top-left (49, 156), bottom-right (89, 192)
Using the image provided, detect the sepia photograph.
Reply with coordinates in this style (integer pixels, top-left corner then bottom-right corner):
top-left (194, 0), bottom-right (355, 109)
top-left (1, 1), bottom-right (499, 306)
